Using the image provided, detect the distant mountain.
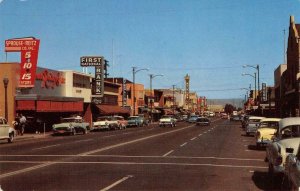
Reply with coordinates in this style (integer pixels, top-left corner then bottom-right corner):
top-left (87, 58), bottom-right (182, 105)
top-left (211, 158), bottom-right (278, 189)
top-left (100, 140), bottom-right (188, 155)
top-left (207, 99), bottom-right (244, 109)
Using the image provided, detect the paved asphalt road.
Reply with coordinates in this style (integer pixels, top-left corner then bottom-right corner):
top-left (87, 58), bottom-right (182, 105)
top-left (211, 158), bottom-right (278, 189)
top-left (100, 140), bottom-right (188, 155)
top-left (0, 118), bottom-right (280, 191)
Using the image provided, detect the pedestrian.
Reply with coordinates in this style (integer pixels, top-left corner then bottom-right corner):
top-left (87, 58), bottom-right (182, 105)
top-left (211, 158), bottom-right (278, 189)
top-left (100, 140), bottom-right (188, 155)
top-left (19, 114), bottom-right (26, 136)
top-left (14, 113), bottom-right (21, 136)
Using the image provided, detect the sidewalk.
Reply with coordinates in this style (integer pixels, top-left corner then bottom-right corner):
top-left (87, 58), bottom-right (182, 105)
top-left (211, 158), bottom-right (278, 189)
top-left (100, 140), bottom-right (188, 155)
top-left (14, 132), bottom-right (52, 141)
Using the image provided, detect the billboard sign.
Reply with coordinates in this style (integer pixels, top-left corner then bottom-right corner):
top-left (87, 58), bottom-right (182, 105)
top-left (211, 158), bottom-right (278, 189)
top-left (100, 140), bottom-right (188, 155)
top-left (80, 56), bottom-right (102, 66)
top-left (5, 38), bottom-right (40, 88)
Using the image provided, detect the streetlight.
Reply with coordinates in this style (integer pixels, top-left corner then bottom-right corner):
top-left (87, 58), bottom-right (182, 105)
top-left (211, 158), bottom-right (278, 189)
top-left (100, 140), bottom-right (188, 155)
top-left (149, 74), bottom-right (163, 121)
top-left (242, 72), bottom-right (257, 104)
top-left (243, 64), bottom-right (260, 100)
top-left (3, 77), bottom-right (9, 121)
top-left (132, 67), bottom-right (149, 116)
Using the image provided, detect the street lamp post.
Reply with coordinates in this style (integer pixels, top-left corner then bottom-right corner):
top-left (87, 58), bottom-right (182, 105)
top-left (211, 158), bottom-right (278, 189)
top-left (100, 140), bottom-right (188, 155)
top-left (243, 65), bottom-right (260, 101)
top-left (3, 77), bottom-right (9, 121)
top-left (132, 67), bottom-right (149, 116)
top-left (149, 74), bottom-right (163, 121)
top-left (242, 72), bottom-right (257, 104)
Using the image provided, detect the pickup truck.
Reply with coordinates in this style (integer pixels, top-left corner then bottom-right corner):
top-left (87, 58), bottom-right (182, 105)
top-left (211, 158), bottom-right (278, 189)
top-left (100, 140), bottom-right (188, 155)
top-left (92, 116), bottom-right (120, 131)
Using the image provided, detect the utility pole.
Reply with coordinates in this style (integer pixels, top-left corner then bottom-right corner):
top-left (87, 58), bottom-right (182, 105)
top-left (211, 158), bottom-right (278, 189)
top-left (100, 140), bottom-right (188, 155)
top-left (172, 85), bottom-right (176, 115)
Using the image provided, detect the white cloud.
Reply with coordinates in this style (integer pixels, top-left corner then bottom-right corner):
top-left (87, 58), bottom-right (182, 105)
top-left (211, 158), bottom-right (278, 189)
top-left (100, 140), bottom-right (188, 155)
top-left (0, 0), bottom-right (4, 4)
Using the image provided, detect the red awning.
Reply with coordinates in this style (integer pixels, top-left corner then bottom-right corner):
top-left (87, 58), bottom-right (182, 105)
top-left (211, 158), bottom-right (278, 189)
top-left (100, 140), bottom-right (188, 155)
top-left (96, 105), bottom-right (130, 115)
top-left (16, 100), bottom-right (83, 112)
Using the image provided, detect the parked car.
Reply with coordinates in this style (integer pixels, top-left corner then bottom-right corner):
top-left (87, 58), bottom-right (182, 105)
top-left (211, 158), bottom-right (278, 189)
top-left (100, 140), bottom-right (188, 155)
top-left (0, 117), bottom-right (15, 143)
top-left (196, 117), bottom-right (210, 126)
top-left (92, 116), bottom-right (119, 131)
top-left (159, 115), bottom-right (176, 127)
top-left (266, 117), bottom-right (300, 179)
top-left (284, 144), bottom-right (300, 190)
top-left (255, 118), bottom-right (281, 148)
top-left (52, 116), bottom-right (89, 135)
top-left (245, 116), bottom-right (265, 136)
top-left (127, 116), bottom-right (144, 127)
top-left (187, 115), bottom-right (199, 123)
top-left (114, 116), bottom-right (128, 129)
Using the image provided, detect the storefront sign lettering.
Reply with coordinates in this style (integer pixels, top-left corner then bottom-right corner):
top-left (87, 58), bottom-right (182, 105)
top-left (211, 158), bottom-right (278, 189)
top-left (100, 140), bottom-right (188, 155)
top-left (5, 38), bottom-right (40, 88)
top-left (36, 70), bottom-right (65, 89)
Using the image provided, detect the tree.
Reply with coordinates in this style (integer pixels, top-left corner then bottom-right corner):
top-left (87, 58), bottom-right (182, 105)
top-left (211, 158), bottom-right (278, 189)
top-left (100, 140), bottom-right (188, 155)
top-left (224, 104), bottom-right (236, 114)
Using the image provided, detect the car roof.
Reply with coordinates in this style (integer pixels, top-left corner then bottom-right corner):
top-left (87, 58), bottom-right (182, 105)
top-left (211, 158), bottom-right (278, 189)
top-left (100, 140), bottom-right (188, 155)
top-left (279, 117), bottom-right (300, 130)
top-left (260, 118), bottom-right (281, 122)
top-left (249, 116), bottom-right (265, 120)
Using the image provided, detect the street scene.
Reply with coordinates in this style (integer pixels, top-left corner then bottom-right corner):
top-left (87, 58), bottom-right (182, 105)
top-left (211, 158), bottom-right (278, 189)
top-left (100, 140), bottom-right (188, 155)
top-left (1, 0), bottom-right (300, 191)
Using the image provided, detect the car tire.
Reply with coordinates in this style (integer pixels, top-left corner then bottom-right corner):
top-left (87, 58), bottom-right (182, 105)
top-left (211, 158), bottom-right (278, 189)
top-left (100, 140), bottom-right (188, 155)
top-left (8, 132), bottom-right (14, 143)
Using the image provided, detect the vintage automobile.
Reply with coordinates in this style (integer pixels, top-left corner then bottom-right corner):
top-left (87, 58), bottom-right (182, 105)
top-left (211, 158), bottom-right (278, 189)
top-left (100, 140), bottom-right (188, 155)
top-left (92, 116), bottom-right (119, 131)
top-left (114, 116), bottom-right (128, 129)
top-left (0, 117), bottom-right (15, 143)
top-left (255, 118), bottom-right (281, 148)
top-left (266, 117), bottom-right (300, 178)
top-left (284, 143), bottom-right (300, 190)
top-left (127, 116), bottom-right (144, 127)
top-left (159, 115), bottom-right (176, 127)
top-left (187, 115), bottom-right (199, 123)
top-left (196, 117), bottom-right (210, 126)
top-left (52, 116), bottom-right (90, 135)
top-left (245, 116), bottom-right (265, 136)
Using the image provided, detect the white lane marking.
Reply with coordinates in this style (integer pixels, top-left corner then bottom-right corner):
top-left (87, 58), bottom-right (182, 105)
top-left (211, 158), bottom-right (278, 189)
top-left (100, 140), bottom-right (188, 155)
top-left (0, 155), bottom-right (264, 161)
top-left (203, 131), bottom-right (207, 134)
top-left (0, 162), bottom-right (55, 179)
top-left (190, 137), bottom-right (197, 141)
top-left (103, 135), bottom-right (116, 138)
top-left (32, 144), bottom-right (61, 151)
top-left (198, 134), bottom-right (202, 136)
top-left (0, 161), bottom-right (267, 169)
top-left (180, 142), bottom-right (187, 147)
top-left (74, 139), bottom-right (93, 143)
top-left (100, 175), bottom-right (133, 191)
top-left (1, 124), bottom-right (196, 179)
top-left (163, 150), bottom-right (174, 157)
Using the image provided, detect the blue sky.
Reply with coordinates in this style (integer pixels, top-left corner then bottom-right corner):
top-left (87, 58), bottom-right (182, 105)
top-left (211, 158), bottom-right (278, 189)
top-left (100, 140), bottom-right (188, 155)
top-left (0, 0), bottom-right (300, 99)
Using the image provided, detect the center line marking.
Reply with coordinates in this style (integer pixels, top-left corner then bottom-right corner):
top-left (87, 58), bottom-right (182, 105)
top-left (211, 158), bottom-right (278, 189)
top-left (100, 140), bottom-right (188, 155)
top-left (190, 137), bottom-right (197, 141)
top-left (100, 175), bottom-right (133, 191)
top-left (180, 142), bottom-right (187, 147)
top-left (163, 150), bottom-right (174, 157)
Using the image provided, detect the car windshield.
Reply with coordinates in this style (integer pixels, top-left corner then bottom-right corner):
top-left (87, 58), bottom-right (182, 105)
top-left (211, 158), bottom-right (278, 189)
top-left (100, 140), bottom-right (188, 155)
top-left (61, 118), bottom-right (77, 123)
top-left (198, 118), bottom-right (208, 122)
top-left (162, 116), bottom-right (172, 119)
top-left (128, 117), bottom-right (138, 120)
top-left (259, 121), bottom-right (279, 129)
top-left (281, 125), bottom-right (300, 139)
top-left (249, 119), bottom-right (261, 123)
top-left (97, 117), bottom-right (110, 121)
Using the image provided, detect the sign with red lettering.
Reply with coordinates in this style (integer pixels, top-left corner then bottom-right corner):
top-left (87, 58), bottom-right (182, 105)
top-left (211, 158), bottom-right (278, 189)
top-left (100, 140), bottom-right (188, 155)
top-left (5, 38), bottom-right (40, 88)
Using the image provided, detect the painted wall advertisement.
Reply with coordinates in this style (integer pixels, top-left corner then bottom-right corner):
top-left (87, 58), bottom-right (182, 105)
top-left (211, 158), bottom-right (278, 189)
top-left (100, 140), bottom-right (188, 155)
top-left (5, 38), bottom-right (40, 88)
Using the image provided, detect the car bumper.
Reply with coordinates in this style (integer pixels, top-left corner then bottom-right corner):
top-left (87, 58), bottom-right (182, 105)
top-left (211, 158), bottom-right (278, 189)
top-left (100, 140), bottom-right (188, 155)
top-left (256, 139), bottom-right (272, 146)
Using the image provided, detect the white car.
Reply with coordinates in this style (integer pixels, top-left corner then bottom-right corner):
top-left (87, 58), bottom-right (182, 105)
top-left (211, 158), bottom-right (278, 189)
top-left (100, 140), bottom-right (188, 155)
top-left (159, 115), bottom-right (176, 127)
top-left (285, 144), bottom-right (300, 190)
top-left (92, 116), bottom-right (119, 131)
top-left (0, 117), bottom-right (16, 143)
top-left (266, 117), bottom-right (300, 178)
top-left (245, 116), bottom-right (265, 136)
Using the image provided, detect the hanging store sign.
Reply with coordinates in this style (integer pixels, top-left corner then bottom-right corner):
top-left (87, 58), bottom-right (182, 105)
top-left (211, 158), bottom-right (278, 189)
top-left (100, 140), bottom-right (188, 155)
top-left (80, 56), bottom-right (104, 97)
top-left (122, 78), bottom-right (127, 106)
top-left (261, 83), bottom-right (267, 102)
top-left (5, 38), bottom-right (40, 88)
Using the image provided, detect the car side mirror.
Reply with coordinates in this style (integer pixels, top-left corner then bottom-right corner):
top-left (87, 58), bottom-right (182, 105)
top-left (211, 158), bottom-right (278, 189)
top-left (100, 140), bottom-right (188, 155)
top-left (286, 148), bottom-right (294, 154)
